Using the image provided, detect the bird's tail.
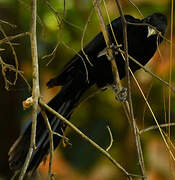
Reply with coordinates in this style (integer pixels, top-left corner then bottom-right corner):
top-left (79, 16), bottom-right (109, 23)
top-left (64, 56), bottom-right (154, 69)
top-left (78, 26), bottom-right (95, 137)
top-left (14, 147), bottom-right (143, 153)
top-left (8, 78), bottom-right (89, 174)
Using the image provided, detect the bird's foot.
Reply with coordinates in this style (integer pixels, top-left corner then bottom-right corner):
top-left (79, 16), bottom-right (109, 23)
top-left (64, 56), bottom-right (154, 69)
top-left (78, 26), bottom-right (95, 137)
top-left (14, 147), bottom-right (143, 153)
top-left (97, 43), bottom-right (122, 60)
top-left (114, 87), bottom-right (128, 102)
top-left (110, 43), bottom-right (122, 54)
top-left (106, 43), bottom-right (122, 61)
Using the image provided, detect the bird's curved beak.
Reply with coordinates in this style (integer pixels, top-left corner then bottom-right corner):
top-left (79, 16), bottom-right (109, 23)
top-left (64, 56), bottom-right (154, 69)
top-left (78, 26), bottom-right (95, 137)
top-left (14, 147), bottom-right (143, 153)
top-left (147, 26), bottom-right (157, 37)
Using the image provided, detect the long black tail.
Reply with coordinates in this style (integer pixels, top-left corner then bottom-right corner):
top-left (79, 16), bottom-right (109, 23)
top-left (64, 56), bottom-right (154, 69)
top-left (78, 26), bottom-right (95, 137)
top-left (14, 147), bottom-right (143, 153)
top-left (8, 78), bottom-right (89, 174)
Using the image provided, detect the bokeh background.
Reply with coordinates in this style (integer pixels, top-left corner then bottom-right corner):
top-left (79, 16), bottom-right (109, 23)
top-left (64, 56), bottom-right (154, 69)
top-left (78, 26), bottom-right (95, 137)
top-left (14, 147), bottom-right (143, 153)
top-left (0, 0), bottom-right (175, 179)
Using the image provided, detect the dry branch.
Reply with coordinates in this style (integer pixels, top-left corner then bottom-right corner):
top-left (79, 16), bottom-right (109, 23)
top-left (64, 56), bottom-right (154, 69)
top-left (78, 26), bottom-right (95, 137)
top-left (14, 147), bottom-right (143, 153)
top-left (19, 0), bottom-right (40, 179)
top-left (39, 99), bottom-right (144, 179)
top-left (139, 123), bottom-right (175, 134)
top-left (114, 0), bottom-right (146, 178)
top-left (41, 110), bottom-right (54, 180)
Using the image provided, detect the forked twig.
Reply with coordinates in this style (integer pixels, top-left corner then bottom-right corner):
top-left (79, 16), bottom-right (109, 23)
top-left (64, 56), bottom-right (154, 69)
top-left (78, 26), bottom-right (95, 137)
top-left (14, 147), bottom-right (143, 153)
top-left (0, 25), bottom-right (19, 86)
top-left (0, 32), bottom-right (29, 45)
top-left (0, 56), bottom-right (31, 91)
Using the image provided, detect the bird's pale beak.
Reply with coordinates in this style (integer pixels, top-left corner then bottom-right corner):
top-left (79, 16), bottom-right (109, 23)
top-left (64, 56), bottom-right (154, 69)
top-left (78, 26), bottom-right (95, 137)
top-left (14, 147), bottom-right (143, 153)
top-left (147, 26), bottom-right (157, 37)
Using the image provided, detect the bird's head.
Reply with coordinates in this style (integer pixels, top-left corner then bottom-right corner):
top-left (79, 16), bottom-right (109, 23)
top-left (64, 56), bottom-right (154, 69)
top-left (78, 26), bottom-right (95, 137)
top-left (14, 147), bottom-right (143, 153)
top-left (142, 13), bottom-right (167, 38)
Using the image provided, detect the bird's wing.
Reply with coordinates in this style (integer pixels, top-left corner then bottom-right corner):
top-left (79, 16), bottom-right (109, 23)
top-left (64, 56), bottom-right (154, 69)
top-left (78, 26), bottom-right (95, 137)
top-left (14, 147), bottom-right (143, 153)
top-left (46, 31), bottom-right (108, 88)
top-left (46, 15), bottom-right (137, 88)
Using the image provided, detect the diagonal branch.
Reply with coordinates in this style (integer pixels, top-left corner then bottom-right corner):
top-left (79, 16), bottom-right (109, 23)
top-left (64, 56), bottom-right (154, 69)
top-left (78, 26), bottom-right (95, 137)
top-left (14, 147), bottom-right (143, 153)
top-left (92, 0), bottom-right (123, 92)
top-left (39, 99), bottom-right (144, 179)
top-left (0, 32), bottom-right (29, 45)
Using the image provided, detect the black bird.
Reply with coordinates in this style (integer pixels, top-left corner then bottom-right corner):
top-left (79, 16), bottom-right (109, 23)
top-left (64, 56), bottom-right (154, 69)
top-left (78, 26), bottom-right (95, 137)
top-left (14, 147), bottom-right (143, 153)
top-left (9, 13), bottom-right (167, 174)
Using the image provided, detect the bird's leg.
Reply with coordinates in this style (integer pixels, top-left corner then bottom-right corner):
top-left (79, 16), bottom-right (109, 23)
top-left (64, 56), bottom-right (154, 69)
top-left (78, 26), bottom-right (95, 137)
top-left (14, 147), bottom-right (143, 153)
top-left (97, 43), bottom-right (122, 59)
top-left (106, 43), bottom-right (122, 60)
top-left (110, 85), bottom-right (127, 102)
top-left (110, 43), bottom-right (122, 55)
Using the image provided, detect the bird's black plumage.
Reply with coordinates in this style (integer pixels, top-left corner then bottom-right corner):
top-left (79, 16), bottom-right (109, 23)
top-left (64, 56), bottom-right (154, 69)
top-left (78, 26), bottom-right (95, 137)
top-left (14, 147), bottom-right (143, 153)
top-left (9, 13), bottom-right (167, 174)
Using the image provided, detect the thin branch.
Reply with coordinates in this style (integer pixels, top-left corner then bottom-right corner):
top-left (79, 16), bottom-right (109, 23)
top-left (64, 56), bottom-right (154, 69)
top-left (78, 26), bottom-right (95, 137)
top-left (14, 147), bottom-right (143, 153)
top-left (168, 0), bottom-right (174, 141)
top-left (39, 99), bottom-right (144, 179)
top-left (128, 0), bottom-right (143, 17)
top-left (115, 1), bottom-right (146, 179)
top-left (0, 56), bottom-right (31, 91)
top-left (19, 0), bottom-right (40, 179)
top-left (0, 19), bottom-right (17, 28)
top-left (0, 32), bottom-right (29, 45)
top-left (106, 126), bottom-right (114, 152)
top-left (41, 110), bottom-right (54, 180)
top-left (92, 0), bottom-right (123, 92)
top-left (81, 8), bottom-right (94, 67)
top-left (42, 0), bottom-right (82, 67)
top-left (41, 41), bottom-right (61, 66)
top-left (11, 171), bottom-right (19, 180)
top-left (43, 0), bottom-right (82, 31)
top-left (130, 70), bottom-right (175, 162)
top-left (92, 1), bottom-right (146, 178)
top-left (60, 41), bottom-right (90, 83)
top-left (43, 0), bottom-right (62, 27)
top-left (118, 49), bottom-right (175, 93)
top-left (0, 25), bottom-right (19, 86)
top-left (139, 123), bottom-right (175, 134)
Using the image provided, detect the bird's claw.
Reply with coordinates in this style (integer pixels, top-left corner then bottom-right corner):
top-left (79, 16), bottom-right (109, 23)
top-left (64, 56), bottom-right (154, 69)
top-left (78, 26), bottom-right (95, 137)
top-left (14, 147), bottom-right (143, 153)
top-left (106, 43), bottom-right (122, 60)
top-left (97, 43), bottom-right (122, 60)
top-left (110, 43), bottom-right (122, 51)
top-left (115, 88), bottom-right (128, 102)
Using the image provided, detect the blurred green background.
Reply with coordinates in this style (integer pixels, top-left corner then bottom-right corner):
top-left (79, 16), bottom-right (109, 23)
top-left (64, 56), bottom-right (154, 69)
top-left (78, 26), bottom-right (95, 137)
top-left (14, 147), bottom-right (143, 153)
top-left (0, 0), bottom-right (174, 179)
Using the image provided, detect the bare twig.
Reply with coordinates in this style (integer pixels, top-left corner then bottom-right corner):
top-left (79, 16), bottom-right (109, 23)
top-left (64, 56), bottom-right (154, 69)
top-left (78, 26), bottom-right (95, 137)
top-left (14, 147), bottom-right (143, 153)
top-left (41, 110), bottom-right (54, 180)
top-left (40, 104), bottom-right (70, 179)
top-left (92, 0), bottom-right (124, 99)
top-left (115, 1), bottom-right (146, 178)
top-left (106, 126), bottom-right (114, 152)
top-left (130, 70), bottom-right (175, 162)
top-left (0, 19), bottom-right (17, 28)
top-left (0, 25), bottom-right (19, 86)
top-left (44, 0), bottom-right (82, 31)
top-left (92, 1), bottom-right (145, 178)
top-left (0, 32), bottom-right (29, 45)
top-left (11, 171), bottom-right (19, 180)
top-left (43, 0), bottom-right (62, 28)
top-left (41, 41), bottom-right (61, 66)
top-left (0, 31), bottom-right (30, 90)
top-left (128, 0), bottom-right (143, 17)
top-left (118, 49), bottom-right (175, 93)
top-left (81, 8), bottom-right (94, 67)
top-left (61, 41), bottom-right (90, 83)
top-left (0, 56), bottom-right (31, 91)
top-left (139, 123), bottom-right (175, 134)
top-left (39, 99), bottom-right (144, 179)
top-left (19, 0), bottom-right (40, 179)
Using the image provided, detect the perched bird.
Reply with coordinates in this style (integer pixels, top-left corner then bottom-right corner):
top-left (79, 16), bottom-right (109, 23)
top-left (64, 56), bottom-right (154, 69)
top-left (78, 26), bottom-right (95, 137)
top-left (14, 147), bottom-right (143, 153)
top-left (9, 13), bottom-right (167, 174)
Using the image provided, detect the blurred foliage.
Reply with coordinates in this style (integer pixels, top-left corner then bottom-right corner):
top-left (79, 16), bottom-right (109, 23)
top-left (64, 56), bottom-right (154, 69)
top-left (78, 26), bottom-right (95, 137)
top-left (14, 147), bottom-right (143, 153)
top-left (0, 0), bottom-right (174, 180)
